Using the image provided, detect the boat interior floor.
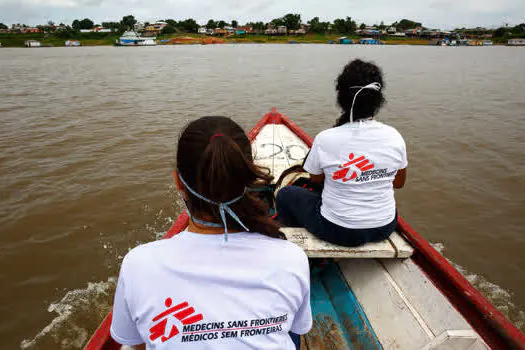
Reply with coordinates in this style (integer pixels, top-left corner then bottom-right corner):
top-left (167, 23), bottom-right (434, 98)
top-left (292, 233), bottom-right (489, 349)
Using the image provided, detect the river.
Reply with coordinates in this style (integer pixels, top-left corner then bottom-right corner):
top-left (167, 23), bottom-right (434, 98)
top-left (0, 44), bottom-right (524, 348)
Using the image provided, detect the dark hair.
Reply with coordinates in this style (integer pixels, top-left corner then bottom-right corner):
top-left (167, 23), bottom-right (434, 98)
top-left (176, 116), bottom-right (284, 239)
top-left (335, 59), bottom-right (386, 126)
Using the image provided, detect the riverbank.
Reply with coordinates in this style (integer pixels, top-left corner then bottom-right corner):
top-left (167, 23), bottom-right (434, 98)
top-left (0, 32), bottom-right (470, 47)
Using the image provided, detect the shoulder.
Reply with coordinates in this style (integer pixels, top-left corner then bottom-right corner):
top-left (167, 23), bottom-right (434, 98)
top-left (314, 126), bottom-right (346, 145)
top-left (120, 238), bottom-right (172, 271)
top-left (375, 121), bottom-right (405, 142)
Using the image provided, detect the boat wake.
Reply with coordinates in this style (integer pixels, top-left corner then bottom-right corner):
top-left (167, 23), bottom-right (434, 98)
top-left (431, 243), bottom-right (525, 332)
top-left (20, 278), bottom-right (116, 349)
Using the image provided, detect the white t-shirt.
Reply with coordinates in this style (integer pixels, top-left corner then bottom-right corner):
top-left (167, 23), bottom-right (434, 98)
top-left (110, 230), bottom-right (312, 349)
top-left (303, 120), bottom-right (407, 229)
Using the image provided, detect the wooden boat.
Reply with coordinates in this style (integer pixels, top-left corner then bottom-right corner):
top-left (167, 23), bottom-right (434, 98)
top-left (85, 109), bottom-right (525, 349)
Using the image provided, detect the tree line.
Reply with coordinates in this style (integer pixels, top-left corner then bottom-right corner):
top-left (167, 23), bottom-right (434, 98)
top-left (0, 15), bottom-right (428, 36)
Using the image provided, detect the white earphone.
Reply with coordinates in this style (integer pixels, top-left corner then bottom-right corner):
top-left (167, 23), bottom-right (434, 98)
top-left (349, 82), bottom-right (382, 123)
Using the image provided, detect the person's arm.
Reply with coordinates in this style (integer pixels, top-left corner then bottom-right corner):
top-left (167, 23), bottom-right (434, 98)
top-left (310, 173), bottom-right (325, 184)
top-left (393, 168), bottom-right (407, 189)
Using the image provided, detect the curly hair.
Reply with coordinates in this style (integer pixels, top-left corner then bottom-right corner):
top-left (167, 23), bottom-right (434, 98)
top-left (335, 59), bottom-right (386, 126)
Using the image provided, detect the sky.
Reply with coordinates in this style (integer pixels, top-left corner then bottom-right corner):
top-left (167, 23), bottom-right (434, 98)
top-left (0, 0), bottom-right (524, 30)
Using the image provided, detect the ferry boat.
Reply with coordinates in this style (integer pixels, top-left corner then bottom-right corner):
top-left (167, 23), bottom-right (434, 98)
top-left (508, 38), bottom-right (525, 46)
top-left (85, 109), bottom-right (525, 349)
top-left (24, 40), bottom-right (42, 48)
top-left (115, 31), bottom-right (157, 46)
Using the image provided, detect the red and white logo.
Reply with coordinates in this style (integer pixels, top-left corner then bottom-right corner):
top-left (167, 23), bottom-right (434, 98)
top-left (149, 298), bottom-right (204, 343)
top-left (333, 153), bottom-right (375, 182)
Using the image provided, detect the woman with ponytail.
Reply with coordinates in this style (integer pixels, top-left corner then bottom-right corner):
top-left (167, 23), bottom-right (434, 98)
top-left (276, 59), bottom-right (408, 247)
top-left (110, 116), bottom-right (311, 349)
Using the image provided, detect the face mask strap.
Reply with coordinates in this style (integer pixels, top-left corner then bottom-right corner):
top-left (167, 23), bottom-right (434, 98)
top-left (177, 172), bottom-right (249, 242)
top-left (349, 82), bottom-right (382, 123)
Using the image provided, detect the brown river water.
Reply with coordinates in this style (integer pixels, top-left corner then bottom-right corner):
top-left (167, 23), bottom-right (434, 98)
top-left (0, 45), bottom-right (524, 348)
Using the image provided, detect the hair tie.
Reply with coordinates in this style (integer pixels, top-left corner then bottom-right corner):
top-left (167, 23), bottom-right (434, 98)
top-left (210, 133), bottom-right (224, 142)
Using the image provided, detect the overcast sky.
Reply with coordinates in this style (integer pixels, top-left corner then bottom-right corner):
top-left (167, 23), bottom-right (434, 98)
top-left (1, 0), bottom-right (523, 29)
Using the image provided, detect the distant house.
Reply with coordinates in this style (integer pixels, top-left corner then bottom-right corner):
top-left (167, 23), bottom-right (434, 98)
top-left (198, 27), bottom-right (207, 34)
top-left (80, 29), bottom-right (94, 33)
top-left (144, 21), bottom-right (167, 34)
top-left (214, 28), bottom-right (227, 36)
top-left (25, 27), bottom-right (42, 33)
top-left (93, 26), bottom-right (112, 33)
top-left (387, 26), bottom-right (397, 34)
top-left (294, 28), bottom-right (306, 35)
top-left (135, 23), bottom-right (144, 31)
top-left (224, 26), bottom-right (235, 35)
top-left (265, 28), bottom-right (278, 35)
top-left (277, 26), bottom-right (287, 35)
top-left (236, 26), bottom-right (253, 34)
top-left (235, 30), bottom-right (246, 35)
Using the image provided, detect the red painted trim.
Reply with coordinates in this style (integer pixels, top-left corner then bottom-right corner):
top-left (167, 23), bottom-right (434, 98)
top-left (397, 216), bottom-right (525, 349)
top-left (84, 312), bottom-right (120, 350)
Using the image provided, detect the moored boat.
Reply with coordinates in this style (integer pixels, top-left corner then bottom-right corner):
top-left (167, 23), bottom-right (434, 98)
top-left (115, 31), bottom-right (157, 46)
top-left (24, 40), bottom-right (42, 48)
top-left (65, 40), bottom-right (81, 47)
top-left (508, 38), bottom-right (525, 46)
top-left (85, 109), bottom-right (525, 349)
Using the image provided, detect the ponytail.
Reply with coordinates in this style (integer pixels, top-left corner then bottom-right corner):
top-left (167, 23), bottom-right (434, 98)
top-left (177, 117), bottom-right (284, 239)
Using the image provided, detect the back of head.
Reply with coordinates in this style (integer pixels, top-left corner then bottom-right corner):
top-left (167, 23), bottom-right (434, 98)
top-left (335, 59), bottom-right (386, 126)
top-left (176, 116), bottom-right (283, 239)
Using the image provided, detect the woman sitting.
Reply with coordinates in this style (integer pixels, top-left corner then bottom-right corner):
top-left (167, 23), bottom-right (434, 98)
top-left (276, 59), bottom-right (407, 247)
top-left (111, 116), bottom-right (312, 349)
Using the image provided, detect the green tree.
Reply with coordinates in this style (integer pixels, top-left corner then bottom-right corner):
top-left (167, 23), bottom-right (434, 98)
top-left (359, 23), bottom-right (366, 30)
top-left (0, 23), bottom-right (8, 30)
top-left (179, 18), bottom-right (198, 32)
top-left (165, 19), bottom-right (178, 28)
top-left (378, 21), bottom-right (386, 30)
top-left (247, 21), bottom-right (265, 31)
top-left (396, 19), bottom-right (422, 31)
top-left (206, 19), bottom-right (217, 29)
top-left (72, 18), bottom-right (94, 30)
top-left (282, 13), bottom-right (301, 30)
top-left (120, 15), bottom-right (137, 30)
top-left (493, 27), bottom-right (507, 37)
top-left (232, 20), bottom-right (238, 28)
top-left (102, 22), bottom-right (120, 30)
top-left (271, 17), bottom-right (284, 26)
top-left (333, 17), bottom-right (356, 33)
top-left (217, 20), bottom-right (228, 28)
top-left (161, 24), bottom-right (176, 34)
top-left (308, 17), bottom-right (329, 34)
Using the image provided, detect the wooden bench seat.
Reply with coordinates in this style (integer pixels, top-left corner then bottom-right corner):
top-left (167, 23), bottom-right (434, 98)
top-left (281, 227), bottom-right (414, 258)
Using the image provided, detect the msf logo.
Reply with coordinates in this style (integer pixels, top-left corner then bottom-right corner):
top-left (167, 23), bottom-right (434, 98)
top-left (149, 298), bottom-right (203, 343)
top-left (333, 153), bottom-right (374, 182)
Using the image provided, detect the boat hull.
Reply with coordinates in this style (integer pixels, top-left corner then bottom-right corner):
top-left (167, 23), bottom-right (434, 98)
top-left (85, 109), bottom-right (525, 349)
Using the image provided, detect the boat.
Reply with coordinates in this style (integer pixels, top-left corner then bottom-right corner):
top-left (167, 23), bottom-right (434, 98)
top-left (85, 109), bottom-right (525, 349)
top-left (508, 38), bottom-right (525, 46)
top-left (65, 40), bottom-right (81, 47)
top-left (115, 31), bottom-right (157, 46)
top-left (482, 40), bottom-right (493, 46)
top-left (24, 40), bottom-right (42, 48)
top-left (358, 38), bottom-right (382, 45)
top-left (338, 37), bottom-right (354, 45)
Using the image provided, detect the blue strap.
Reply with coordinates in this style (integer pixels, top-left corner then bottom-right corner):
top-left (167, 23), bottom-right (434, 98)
top-left (178, 173), bottom-right (249, 242)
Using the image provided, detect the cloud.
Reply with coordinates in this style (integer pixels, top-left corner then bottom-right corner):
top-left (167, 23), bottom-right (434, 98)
top-left (0, 0), bottom-right (524, 28)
